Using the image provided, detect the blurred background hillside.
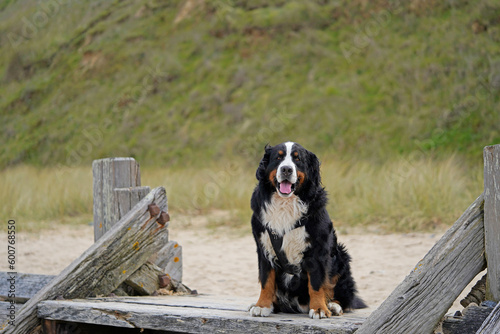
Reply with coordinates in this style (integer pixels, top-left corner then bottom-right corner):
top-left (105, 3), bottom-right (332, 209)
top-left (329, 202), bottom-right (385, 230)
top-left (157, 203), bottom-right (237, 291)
top-left (1, 0), bottom-right (499, 231)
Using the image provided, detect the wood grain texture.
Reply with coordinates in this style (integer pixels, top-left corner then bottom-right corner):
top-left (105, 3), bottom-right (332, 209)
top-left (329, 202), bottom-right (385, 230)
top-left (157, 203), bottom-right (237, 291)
top-left (116, 186), bottom-right (151, 220)
top-left (484, 145), bottom-right (500, 301)
top-left (1, 187), bottom-right (168, 334)
top-left (37, 295), bottom-right (370, 334)
top-left (357, 194), bottom-right (486, 334)
top-left (93, 157), bottom-right (142, 241)
top-left (476, 302), bottom-right (500, 334)
top-left (0, 302), bottom-right (23, 326)
top-left (441, 304), bottom-right (493, 334)
top-left (155, 240), bottom-right (183, 282)
top-left (124, 262), bottom-right (164, 296)
top-left (0, 272), bottom-right (54, 302)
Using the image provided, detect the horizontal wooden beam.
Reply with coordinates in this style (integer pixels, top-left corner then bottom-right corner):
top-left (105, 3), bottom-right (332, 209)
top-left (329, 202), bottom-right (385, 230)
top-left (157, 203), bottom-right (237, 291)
top-left (38, 295), bottom-right (369, 334)
top-left (0, 272), bottom-right (54, 302)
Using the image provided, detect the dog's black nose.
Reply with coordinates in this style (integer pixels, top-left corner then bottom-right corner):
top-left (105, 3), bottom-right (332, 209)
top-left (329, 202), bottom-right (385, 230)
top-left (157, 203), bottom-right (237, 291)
top-left (280, 166), bottom-right (293, 177)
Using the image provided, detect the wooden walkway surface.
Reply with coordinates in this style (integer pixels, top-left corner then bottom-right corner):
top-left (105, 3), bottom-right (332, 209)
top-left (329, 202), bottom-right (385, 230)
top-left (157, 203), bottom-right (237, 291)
top-left (38, 295), bottom-right (371, 334)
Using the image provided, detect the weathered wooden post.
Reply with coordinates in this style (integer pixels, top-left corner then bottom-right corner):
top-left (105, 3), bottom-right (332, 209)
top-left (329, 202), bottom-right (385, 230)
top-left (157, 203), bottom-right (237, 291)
top-left (93, 157), bottom-right (182, 284)
top-left (93, 157), bottom-right (150, 241)
top-left (484, 145), bottom-right (500, 302)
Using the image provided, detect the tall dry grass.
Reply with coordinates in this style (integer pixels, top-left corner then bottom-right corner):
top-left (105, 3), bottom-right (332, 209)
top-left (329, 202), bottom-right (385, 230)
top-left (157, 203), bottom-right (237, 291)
top-left (0, 166), bottom-right (93, 231)
top-left (321, 156), bottom-right (483, 231)
top-left (0, 156), bottom-right (483, 232)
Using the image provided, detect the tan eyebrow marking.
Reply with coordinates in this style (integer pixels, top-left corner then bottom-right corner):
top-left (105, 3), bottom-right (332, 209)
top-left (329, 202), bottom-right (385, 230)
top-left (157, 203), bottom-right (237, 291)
top-left (293, 152), bottom-right (299, 157)
top-left (278, 150), bottom-right (284, 155)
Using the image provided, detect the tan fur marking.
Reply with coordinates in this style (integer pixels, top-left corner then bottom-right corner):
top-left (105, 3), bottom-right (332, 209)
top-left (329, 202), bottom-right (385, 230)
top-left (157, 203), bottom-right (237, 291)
top-left (308, 273), bottom-right (331, 318)
top-left (297, 171), bottom-right (306, 185)
top-left (256, 269), bottom-right (276, 308)
top-left (269, 169), bottom-right (277, 187)
top-left (325, 274), bottom-right (340, 301)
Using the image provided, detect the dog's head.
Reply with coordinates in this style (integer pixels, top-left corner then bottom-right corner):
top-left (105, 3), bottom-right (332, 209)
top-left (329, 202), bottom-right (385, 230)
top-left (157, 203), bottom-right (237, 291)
top-left (256, 141), bottom-right (321, 198)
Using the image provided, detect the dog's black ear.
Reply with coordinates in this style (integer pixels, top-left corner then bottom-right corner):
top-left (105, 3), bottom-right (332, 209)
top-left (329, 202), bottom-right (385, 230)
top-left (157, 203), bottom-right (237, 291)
top-left (306, 150), bottom-right (321, 186)
top-left (256, 144), bottom-right (272, 181)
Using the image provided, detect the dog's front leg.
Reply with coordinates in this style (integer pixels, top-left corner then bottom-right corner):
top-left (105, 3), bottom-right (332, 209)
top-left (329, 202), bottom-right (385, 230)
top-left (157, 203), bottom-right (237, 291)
top-left (307, 272), bottom-right (332, 319)
top-left (249, 268), bottom-right (276, 317)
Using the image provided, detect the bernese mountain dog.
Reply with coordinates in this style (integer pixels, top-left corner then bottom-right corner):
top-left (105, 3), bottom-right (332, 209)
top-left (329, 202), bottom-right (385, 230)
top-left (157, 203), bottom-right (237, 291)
top-left (249, 142), bottom-right (366, 319)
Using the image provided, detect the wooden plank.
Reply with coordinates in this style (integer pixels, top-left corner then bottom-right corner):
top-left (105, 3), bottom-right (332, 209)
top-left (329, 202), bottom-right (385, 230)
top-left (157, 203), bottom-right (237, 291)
top-left (0, 272), bottom-right (53, 302)
top-left (476, 302), bottom-right (500, 333)
top-left (484, 145), bottom-right (500, 301)
top-left (0, 301), bottom-right (23, 326)
top-left (37, 297), bottom-right (368, 334)
top-left (357, 194), bottom-right (486, 334)
top-left (441, 304), bottom-right (494, 334)
top-left (2, 187), bottom-right (168, 334)
top-left (124, 262), bottom-right (164, 295)
top-left (85, 295), bottom-right (258, 311)
top-left (154, 240), bottom-right (182, 282)
top-left (93, 157), bottom-right (142, 241)
top-left (115, 186), bottom-right (151, 219)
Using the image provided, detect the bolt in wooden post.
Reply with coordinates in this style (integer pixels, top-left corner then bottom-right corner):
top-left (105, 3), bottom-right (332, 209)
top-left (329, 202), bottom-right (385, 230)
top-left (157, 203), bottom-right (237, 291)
top-left (93, 157), bottom-right (150, 241)
top-left (484, 145), bottom-right (500, 302)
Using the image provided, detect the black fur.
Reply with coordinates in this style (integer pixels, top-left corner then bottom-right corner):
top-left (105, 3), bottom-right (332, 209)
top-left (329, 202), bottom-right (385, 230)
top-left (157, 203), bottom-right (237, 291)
top-left (251, 142), bottom-right (366, 315)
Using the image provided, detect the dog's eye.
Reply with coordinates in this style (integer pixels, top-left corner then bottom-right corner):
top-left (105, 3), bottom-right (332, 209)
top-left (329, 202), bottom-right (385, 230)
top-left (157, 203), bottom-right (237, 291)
top-left (295, 157), bottom-right (300, 161)
top-left (277, 156), bottom-right (282, 160)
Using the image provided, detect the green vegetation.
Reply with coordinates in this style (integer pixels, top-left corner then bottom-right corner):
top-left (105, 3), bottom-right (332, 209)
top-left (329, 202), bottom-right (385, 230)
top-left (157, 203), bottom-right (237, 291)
top-left (0, 0), bottom-right (498, 231)
top-left (1, 0), bottom-right (500, 167)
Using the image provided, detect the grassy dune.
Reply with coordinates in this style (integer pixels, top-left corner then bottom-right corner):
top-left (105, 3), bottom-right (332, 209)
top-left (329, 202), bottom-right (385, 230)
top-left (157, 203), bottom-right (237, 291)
top-left (1, 156), bottom-right (483, 232)
top-left (1, 0), bottom-right (499, 169)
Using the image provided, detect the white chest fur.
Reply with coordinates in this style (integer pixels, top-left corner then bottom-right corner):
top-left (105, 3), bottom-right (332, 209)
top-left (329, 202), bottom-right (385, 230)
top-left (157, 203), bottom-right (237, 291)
top-left (260, 194), bottom-right (310, 267)
top-left (261, 193), bottom-right (308, 236)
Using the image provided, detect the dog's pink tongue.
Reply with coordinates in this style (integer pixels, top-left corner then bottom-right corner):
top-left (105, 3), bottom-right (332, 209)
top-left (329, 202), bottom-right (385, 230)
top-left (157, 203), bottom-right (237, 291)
top-left (280, 181), bottom-right (292, 194)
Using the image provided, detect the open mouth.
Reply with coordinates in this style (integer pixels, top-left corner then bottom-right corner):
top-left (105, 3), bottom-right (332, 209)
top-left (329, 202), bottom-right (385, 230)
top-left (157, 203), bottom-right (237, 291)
top-left (278, 180), bottom-right (296, 196)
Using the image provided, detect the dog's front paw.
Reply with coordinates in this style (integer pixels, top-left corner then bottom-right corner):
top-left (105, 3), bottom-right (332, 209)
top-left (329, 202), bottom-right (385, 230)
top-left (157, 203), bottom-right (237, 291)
top-left (309, 307), bottom-right (331, 319)
top-left (248, 304), bottom-right (273, 317)
top-left (327, 302), bottom-right (343, 316)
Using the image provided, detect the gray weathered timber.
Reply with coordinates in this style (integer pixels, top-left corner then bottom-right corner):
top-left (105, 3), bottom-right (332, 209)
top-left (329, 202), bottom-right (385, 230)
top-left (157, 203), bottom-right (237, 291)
top-left (1, 187), bottom-right (168, 334)
top-left (0, 302), bottom-right (23, 325)
top-left (155, 240), bottom-right (183, 282)
top-left (484, 145), bottom-right (500, 301)
top-left (441, 304), bottom-right (493, 334)
top-left (93, 157), bottom-right (144, 241)
top-left (115, 186), bottom-right (151, 220)
top-left (357, 194), bottom-right (486, 334)
top-left (0, 272), bottom-right (54, 302)
top-left (476, 302), bottom-right (500, 334)
top-left (37, 295), bottom-right (370, 334)
top-left (124, 262), bottom-right (164, 295)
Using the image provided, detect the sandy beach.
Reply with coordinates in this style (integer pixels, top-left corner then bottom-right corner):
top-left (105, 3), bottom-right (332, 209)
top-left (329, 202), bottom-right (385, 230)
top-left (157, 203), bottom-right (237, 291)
top-left (1, 212), bottom-right (482, 316)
